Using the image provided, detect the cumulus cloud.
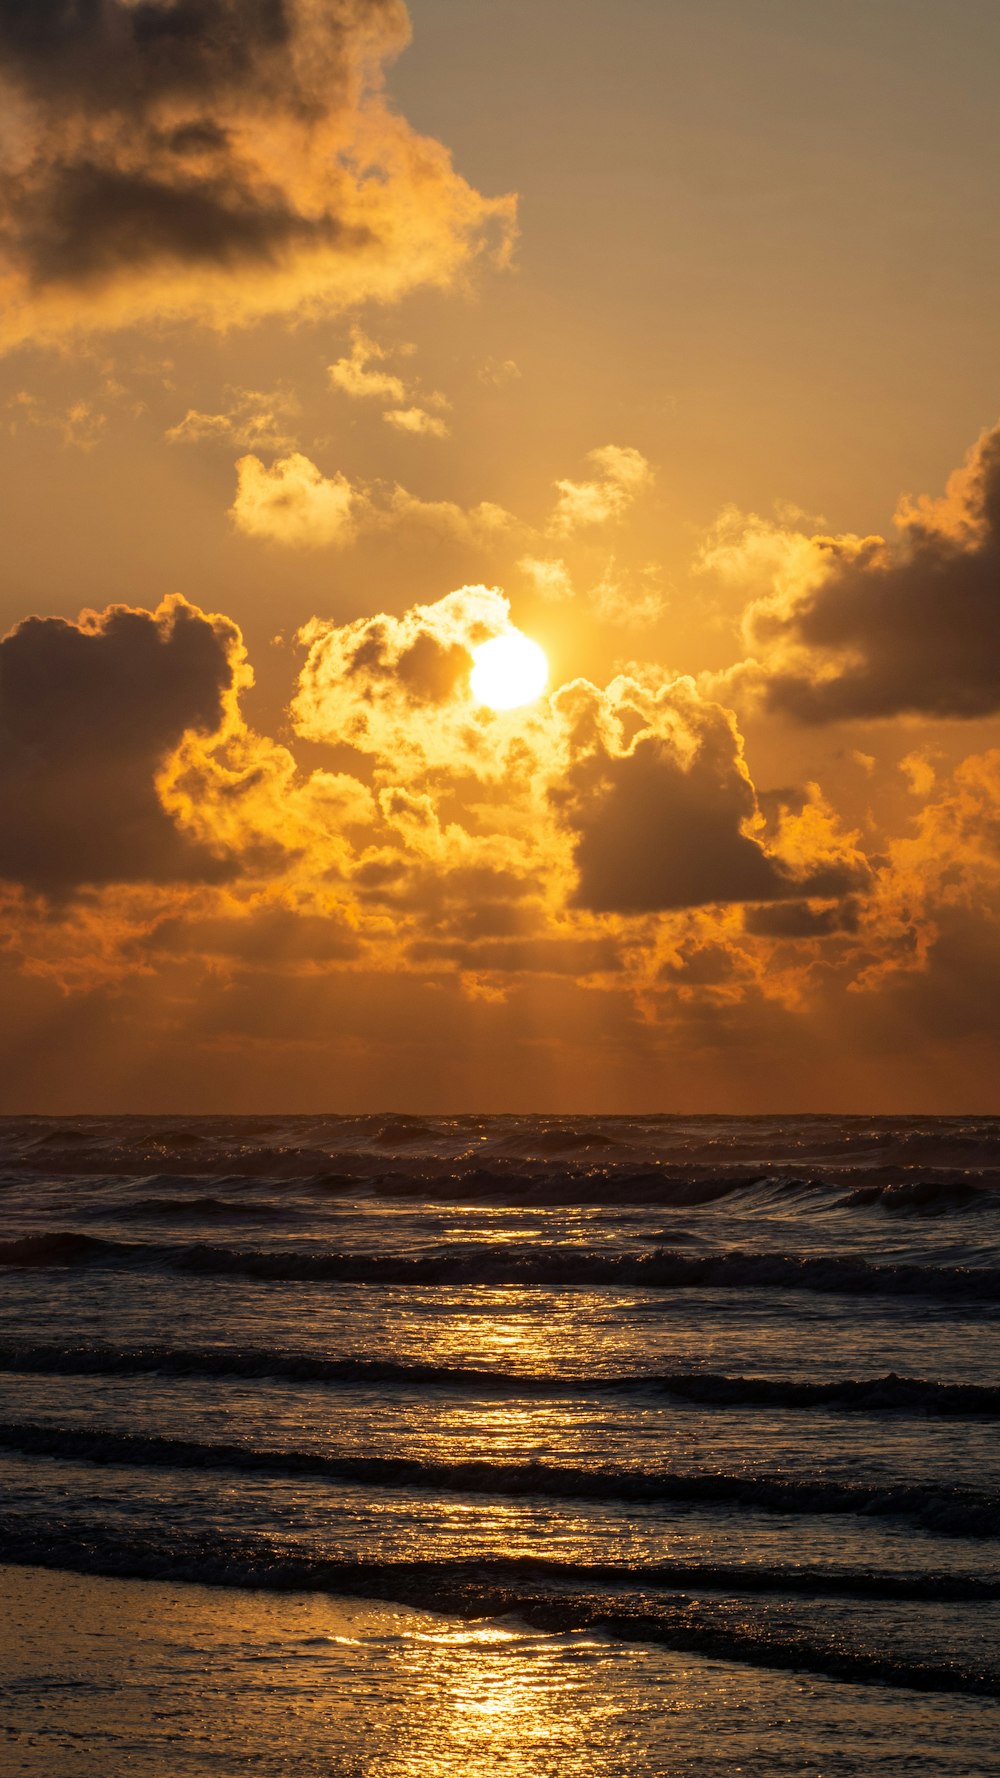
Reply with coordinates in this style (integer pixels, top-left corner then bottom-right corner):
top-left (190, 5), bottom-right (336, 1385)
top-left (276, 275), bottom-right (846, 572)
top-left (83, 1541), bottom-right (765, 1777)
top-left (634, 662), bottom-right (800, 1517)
top-left (722, 423), bottom-right (1000, 721)
top-left (329, 325), bottom-right (450, 435)
top-left (0, 0), bottom-right (516, 349)
top-left (231, 451), bottom-right (361, 546)
top-left (383, 404), bottom-right (449, 438)
top-left (550, 445), bottom-right (653, 534)
top-left (550, 675), bottom-right (866, 913)
top-left (230, 459), bottom-right (518, 551)
top-left (0, 595), bottom-right (243, 891)
top-left (0, 579), bottom-right (890, 1035)
top-left (293, 584), bottom-right (526, 773)
top-left (328, 325), bottom-right (408, 403)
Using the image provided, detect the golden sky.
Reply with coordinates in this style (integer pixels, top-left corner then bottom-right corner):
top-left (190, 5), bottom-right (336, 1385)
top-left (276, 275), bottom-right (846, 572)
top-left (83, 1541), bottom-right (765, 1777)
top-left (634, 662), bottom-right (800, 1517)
top-left (2, 0), bottom-right (1000, 1112)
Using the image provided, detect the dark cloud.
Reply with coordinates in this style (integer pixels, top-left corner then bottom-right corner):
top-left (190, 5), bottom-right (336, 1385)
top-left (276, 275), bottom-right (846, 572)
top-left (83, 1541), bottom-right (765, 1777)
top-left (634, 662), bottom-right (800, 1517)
top-left (0, 596), bottom-right (239, 891)
top-left (658, 944), bottom-right (738, 986)
top-left (141, 907), bottom-right (360, 965)
top-left (395, 633), bottom-right (472, 704)
top-left (348, 624), bottom-right (472, 705)
top-left (757, 424), bottom-right (1000, 722)
top-left (554, 714), bottom-right (864, 914)
top-left (14, 161), bottom-right (357, 288)
top-left (0, 0), bottom-right (512, 344)
top-left (0, 0), bottom-right (299, 107)
top-left (408, 935), bottom-right (622, 977)
top-left (743, 899), bottom-right (860, 939)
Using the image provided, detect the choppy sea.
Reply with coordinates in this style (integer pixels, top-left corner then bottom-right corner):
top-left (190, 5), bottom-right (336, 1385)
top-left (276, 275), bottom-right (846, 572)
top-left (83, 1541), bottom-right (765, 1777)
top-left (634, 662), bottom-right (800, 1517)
top-left (1, 1113), bottom-right (998, 1775)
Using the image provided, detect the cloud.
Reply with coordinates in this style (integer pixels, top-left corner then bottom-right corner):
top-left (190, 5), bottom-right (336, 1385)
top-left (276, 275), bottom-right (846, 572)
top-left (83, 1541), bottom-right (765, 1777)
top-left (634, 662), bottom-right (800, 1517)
top-left (0, 594), bottom-right (244, 891)
top-left (383, 405), bottom-right (449, 438)
top-left (230, 460), bottom-right (519, 551)
top-left (166, 385), bottom-right (300, 452)
top-left (550, 676), bottom-right (866, 913)
top-left (589, 557), bottom-right (666, 627)
top-left (329, 325), bottom-right (450, 435)
top-left (550, 445), bottom-right (653, 534)
top-left (0, 581), bottom-right (893, 1041)
top-left (141, 906), bottom-right (361, 969)
top-left (408, 933), bottom-right (622, 979)
top-left (328, 325), bottom-right (408, 403)
top-left (292, 584), bottom-right (524, 773)
top-left (723, 423), bottom-right (1000, 721)
top-left (4, 390), bottom-right (109, 449)
top-left (0, 0), bottom-right (516, 350)
top-left (384, 487), bottom-right (517, 544)
top-left (231, 451), bottom-right (361, 546)
top-left (899, 751), bottom-right (939, 798)
top-left (478, 357), bottom-right (521, 386)
top-left (743, 900), bottom-right (860, 938)
top-left (519, 556), bottom-right (575, 601)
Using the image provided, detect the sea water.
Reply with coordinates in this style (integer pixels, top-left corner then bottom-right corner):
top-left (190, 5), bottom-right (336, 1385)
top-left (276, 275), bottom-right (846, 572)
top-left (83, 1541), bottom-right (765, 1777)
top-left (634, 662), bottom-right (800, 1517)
top-left (0, 1114), bottom-right (998, 1774)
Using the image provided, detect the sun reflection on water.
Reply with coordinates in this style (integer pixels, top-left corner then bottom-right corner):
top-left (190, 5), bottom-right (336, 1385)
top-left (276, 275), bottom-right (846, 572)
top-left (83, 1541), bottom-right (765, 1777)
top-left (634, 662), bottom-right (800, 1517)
top-left (374, 1621), bottom-right (620, 1778)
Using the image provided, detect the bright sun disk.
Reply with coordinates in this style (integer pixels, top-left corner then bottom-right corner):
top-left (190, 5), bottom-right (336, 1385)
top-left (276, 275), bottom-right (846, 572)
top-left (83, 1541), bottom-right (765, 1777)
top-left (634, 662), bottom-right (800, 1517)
top-left (470, 632), bottom-right (549, 710)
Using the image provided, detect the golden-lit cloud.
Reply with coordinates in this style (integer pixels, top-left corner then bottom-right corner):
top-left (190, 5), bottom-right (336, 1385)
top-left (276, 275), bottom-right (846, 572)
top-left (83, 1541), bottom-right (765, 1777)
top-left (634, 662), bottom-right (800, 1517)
top-left (3, 12), bottom-right (1000, 1115)
top-left (230, 451), bottom-right (362, 546)
top-left (166, 386), bottom-right (300, 452)
top-left (327, 325), bottom-right (408, 403)
top-left (9, 570), bottom-right (1000, 1106)
top-left (550, 445), bottom-right (653, 534)
top-left (550, 673), bottom-right (867, 914)
top-left (5, 391), bottom-right (109, 449)
top-left (383, 404), bottom-right (449, 438)
top-left (589, 558), bottom-right (667, 628)
top-left (0, 0), bottom-right (516, 351)
top-left (711, 423), bottom-right (1000, 721)
top-left (518, 556), bottom-right (575, 601)
top-left (0, 595), bottom-right (245, 892)
top-left (383, 487), bottom-right (518, 544)
top-left (292, 584), bottom-right (528, 772)
top-left (328, 324), bottom-right (450, 435)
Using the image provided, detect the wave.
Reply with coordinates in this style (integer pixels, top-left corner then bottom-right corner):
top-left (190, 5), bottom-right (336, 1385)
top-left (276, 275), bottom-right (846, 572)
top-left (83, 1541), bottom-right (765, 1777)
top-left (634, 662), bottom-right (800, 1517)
top-left (94, 1196), bottom-right (299, 1222)
top-left (5, 1112), bottom-right (1000, 1212)
top-left (7, 1163), bottom-right (1000, 1214)
top-left (1, 1229), bottom-right (996, 1300)
top-left (0, 1341), bottom-right (996, 1417)
top-left (3, 1420), bottom-right (997, 1536)
top-left (2, 1523), bottom-right (997, 1697)
top-left (837, 1178), bottom-right (999, 1215)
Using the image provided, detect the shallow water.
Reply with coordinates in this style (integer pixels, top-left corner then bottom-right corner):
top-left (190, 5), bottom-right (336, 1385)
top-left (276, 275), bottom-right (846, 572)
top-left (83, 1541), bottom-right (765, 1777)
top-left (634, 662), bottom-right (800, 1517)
top-left (7, 1567), bottom-right (999, 1778)
top-left (1, 1113), bottom-right (999, 1771)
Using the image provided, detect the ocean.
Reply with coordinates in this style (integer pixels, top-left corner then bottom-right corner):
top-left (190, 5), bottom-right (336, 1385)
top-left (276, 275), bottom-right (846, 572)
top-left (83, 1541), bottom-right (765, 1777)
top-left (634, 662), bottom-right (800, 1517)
top-left (1, 1113), bottom-right (998, 1775)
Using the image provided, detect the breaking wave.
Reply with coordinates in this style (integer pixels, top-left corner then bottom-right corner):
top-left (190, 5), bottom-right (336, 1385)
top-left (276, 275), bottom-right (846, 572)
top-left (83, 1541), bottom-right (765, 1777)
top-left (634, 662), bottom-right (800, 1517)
top-left (1, 1520), bottom-right (997, 1698)
top-left (3, 1420), bottom-right (998, 1536)
top-left (1, 1230), bottom-right (996, 1300)
top-left (0, 1341), bottom-right (997, 1415)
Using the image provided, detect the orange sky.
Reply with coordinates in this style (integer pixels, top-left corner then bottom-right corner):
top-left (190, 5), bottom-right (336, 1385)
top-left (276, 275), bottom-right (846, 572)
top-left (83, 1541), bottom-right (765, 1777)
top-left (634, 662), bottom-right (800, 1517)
top-left (2, 0), bottom-right (1000, 1112)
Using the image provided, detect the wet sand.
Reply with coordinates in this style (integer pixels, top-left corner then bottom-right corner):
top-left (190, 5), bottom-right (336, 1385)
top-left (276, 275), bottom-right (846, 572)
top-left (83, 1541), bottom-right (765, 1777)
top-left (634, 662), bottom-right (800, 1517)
top-left (4, 1563), bottom-right (998, 1777)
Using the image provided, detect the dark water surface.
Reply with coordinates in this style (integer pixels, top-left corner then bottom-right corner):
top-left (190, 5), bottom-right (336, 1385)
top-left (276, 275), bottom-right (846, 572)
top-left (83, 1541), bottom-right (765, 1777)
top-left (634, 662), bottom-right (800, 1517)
top-left (1, 1114), bottom-right (998, 1774)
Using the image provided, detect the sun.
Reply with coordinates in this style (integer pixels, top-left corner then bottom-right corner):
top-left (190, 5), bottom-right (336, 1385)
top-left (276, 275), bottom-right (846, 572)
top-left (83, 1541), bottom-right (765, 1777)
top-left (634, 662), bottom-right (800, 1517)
top-left (470, 632), bottom-right (549, 711)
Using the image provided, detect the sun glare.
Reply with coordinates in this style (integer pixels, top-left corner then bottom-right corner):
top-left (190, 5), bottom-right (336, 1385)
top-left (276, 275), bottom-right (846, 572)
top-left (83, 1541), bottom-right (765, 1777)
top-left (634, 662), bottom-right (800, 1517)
top-left (470, 632), bottom-right (549, 711)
